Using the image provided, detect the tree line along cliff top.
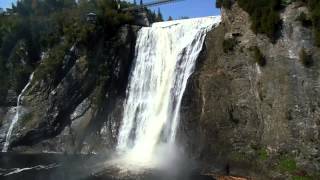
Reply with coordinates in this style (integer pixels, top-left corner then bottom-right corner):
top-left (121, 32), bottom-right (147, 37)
top-left (216, 0), bottom-right (320, 46)
top-left (0, 0), bottom-right (165, 105)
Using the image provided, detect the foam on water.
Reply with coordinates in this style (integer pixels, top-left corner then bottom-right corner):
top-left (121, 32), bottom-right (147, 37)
top-left (116, 16), bottom-right (221, 167)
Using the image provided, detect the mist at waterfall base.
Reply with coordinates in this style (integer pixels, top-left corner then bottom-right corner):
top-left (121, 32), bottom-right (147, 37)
top-left (0, 16), bottom-right (221, 180)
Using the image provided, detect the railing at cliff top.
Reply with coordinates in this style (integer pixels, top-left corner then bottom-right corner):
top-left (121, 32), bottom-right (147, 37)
top-left (122, 0), bottom-right (184, 12)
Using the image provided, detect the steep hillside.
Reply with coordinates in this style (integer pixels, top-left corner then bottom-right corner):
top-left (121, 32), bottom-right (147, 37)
top-left (180, 1), bottom-right (320, 179)
top-left (0, 0), bottom-right (147, 153)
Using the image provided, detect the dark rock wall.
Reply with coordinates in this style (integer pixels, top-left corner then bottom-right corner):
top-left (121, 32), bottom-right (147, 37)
top-left (179, 2), bottom-right (320, 179)
top-left (0, 25), bottom-right (139, 154)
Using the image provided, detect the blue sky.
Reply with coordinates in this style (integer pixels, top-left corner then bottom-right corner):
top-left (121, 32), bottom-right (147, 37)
top-left (0, 0), bottom-right (220, 19)
top-left (0, 0), bottom-right (15, 10)
top-left (147, 0), bottom-right (220, 19)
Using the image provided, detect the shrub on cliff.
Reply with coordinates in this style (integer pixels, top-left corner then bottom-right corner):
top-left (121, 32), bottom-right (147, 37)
top-left (97, 0), bottom-right (134, 33)
top-left (296, 12), bottom-right (312, 27)
top-left (277, 155), bottom-right (297, 173)
top-left (216, 0), bottom-right (233, 9)
top-left (237, 0), bottom-right (282, 41)
top-left (0, 57), bottom-right (8, 105)
top-left (295, 0), bottom-right (320, 46)
top-left (252, 46), bottom-right (266, 66)
top-left (308, 0), bottom-right (320, 46)
top-left (34, 43), bottom-right (70, 81)
top-left (237, 0), bottom-right (320, 46)
top-left (314, 30), bottom-right (320, 47)
top-left (299, 48), bottom-right (313, 67)
top-left (14, 65), bottom-right (33, 93)
top-left (223, 38), bottom-right (237, 53)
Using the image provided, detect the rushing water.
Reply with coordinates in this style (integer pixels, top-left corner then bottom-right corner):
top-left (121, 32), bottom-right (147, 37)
top-left (2, 73), bottom-right (34, 152)
top-left (116, 16), bottom-right (221, 166)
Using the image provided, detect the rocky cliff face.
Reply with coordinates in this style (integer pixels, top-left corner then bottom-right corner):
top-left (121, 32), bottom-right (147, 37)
top-left (0, 2), bottom-right (319, 179)
top-left (180, 2), bottom-right (320, 179)
top-left (0, 25), bottom-right (139, 154)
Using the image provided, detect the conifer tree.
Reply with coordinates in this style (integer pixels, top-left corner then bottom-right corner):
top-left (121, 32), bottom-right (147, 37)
top-left (157, 8), bottom-right (163, 22)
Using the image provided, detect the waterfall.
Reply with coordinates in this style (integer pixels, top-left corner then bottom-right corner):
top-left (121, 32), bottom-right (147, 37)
top-left (116, 16), bottom-right (221, 166)
top-left (2, 73), bottom-right (34, 152)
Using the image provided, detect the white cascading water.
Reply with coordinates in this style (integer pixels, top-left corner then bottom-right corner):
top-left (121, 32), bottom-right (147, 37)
top-left (116, 16), bottom-right (221, 166)
top-left (2, 73), bottom-right (34, 152)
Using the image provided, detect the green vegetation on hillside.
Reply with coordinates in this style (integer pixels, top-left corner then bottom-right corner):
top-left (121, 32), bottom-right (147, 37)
top-left (252, 46), bottom-right (266, 66)
top-left (293, 0), bottom-right (320, 46)
top-left (216, 0), bottom-right (233, 9)
top-left (301, 0), bottom-right (320, 46)
top-left (0, 0), bottom-right (143, 105)
top-left (217, 0), bottom-right (320, 46)
top-left (216, 0), bottom-right (282, 41)
top-left (237, 0), bottom-right (282, 41)
top-left (296, 12), bottom-right (312, 27)
top-left (299, 48), bottom-right (313, 67)
top-left (223, 38), bottom-right (238, 53)
top-left (277, 156), bottom-right (297, 173)
top-left (257, 148), bottom-right (269, 161)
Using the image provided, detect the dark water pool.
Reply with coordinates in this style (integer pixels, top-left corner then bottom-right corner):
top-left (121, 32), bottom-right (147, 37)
top-left (0, 153), bottom-right (215, 180)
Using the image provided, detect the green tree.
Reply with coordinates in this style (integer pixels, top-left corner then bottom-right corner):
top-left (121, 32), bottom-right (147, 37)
top-left (252, 46), bottom-right (266, 66)
top-left (216, 0), bottom-right (232, 9)
top-left (299, 48), bottom-right (313, 67)
top-left (156, 8), bottom-right (163, 22)
top-left (237, 0), bottom-right (281, 41)
top-left (0, 0), bottom-right (137, 103)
